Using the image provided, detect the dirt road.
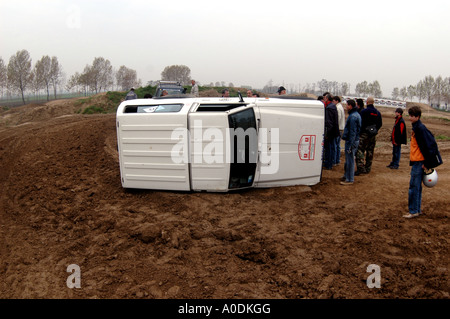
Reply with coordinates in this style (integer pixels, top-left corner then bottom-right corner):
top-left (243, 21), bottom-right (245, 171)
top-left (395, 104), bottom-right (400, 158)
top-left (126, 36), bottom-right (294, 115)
top-left (0, 98), bottom-right (448, 299)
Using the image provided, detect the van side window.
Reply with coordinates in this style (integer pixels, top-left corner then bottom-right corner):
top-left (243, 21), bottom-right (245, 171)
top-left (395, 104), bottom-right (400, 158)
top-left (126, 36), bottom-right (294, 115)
top-left (124, 104), bottom-right (183, 113)
top-left (228, 108), bottom-right (257, 189)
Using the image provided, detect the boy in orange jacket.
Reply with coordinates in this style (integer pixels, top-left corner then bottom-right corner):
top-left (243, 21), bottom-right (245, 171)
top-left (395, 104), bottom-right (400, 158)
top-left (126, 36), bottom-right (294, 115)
top-left (404, 106), bottom-right (443, 218)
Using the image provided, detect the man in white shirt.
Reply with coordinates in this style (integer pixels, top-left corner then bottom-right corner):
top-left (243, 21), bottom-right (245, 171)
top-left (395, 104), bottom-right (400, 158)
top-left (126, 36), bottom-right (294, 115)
top-left (333, 96), bottom-right (345, 165)
top-left (190, 79), bottom-right (199, 97)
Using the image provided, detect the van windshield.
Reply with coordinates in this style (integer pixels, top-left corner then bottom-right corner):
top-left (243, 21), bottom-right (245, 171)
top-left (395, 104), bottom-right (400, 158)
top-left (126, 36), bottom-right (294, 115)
top-left (228, 108), bottom-right (257, 189)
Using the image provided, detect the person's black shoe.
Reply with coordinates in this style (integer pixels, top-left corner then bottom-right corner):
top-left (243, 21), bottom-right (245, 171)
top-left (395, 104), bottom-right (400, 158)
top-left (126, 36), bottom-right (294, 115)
top-left (355, 169), bottom-right (365, 176)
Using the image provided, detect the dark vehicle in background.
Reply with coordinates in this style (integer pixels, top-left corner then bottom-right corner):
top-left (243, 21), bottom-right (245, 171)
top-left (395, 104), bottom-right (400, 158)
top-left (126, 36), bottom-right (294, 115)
top-left (154, 81), bottom-right (187, 97)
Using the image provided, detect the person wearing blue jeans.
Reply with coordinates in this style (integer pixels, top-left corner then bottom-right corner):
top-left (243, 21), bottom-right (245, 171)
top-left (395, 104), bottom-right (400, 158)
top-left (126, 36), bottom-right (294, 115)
top-left (323, 137), bottom-right (336, 170)
top-left (387, 108), bottom-right (407, 169)
top-left (323, 94), bottom-right (339, 170)
top-left (391, 144), bottom-right (402, 168)
top-left (341, 99), bottom-right (361, 185)
top-left (343, 142), bottom-right (358, 184)
top-left (408, 161), bottom-right (423, 215)
top-left (333, 96), bottom-right (345, 166)
top-left (404, 106), bottom-right (443, 218)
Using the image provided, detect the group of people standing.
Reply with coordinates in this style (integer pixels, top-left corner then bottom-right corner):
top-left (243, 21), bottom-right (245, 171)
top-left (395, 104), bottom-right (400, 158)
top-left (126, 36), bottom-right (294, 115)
top-left (321, 93), bottom-right (398, 185)
top-left (322, 93), bottom-right (346, 171)
top-left (340, 96), bottom-right (385, 185)
top-left (321, 93), bottom-right (443, 219)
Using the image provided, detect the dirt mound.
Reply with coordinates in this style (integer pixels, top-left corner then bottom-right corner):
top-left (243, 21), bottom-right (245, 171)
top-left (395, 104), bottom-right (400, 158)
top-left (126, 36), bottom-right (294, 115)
top-left (0, 99), bottom-right (449, 299)
top-left (0, 93), bottom-right (110, 128)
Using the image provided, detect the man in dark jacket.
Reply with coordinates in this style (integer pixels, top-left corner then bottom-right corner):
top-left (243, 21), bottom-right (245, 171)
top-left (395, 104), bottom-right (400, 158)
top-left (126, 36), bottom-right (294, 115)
top-left (323, 94), bottom-right (339, 170)
top-left (409, 107), bottom-right (443, 170)
top-left (404, 106), bottom-right (443, 218)
top-left (341, 99), bottom-right (361, 185)
top-left (355, 97), bottom-right (382, 175)
top-left (387, 108), bottom-right (407, 169)
top-left (125, 88), bottom-right (138, 100)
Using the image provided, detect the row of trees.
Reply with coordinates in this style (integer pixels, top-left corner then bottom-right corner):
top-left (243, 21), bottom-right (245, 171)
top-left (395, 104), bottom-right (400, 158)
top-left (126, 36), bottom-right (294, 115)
top-left (260, 79), bottom-right (378, 97)
top-left (2, 54), bottom-right (448, 107)
top-left (305, 79), bottom-right (382, 98)
top-left (0, 49), bottom-right (140, 105)
top-left (160, 65), bottom-right (237, 88)
top-left (0, 50), bottom-right (62, 104)
top-left (66, 58), bottom-right (141, 94)
top-left (62, 57), bottom-right (142, 93)
top-left (393, 75), bottom-right (450, 107)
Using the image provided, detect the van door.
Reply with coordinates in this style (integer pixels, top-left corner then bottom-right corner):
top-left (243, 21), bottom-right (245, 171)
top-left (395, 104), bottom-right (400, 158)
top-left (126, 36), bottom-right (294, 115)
top-left (188, 112), bottom-right (230, 191)
top-left (254, 99), bottom-right (324, 187)
top-left (189, 106), bottom-right (258, 191)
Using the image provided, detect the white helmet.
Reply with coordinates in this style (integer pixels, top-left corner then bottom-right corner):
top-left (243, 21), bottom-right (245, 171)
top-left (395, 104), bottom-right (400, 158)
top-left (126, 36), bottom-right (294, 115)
top-left (423, 169), bottom-right (438, 188)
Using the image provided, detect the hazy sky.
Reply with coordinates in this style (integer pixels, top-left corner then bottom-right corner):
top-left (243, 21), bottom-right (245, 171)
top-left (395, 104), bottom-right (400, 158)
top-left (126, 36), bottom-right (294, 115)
top-left (1, 0), bottom-right (449, 97)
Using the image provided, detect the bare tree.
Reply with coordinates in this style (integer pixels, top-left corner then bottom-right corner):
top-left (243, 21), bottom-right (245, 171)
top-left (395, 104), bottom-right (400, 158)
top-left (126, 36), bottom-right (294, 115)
top-left (392, 87), bottom-right (399, 100)
top-left (433, 75), bottom-right (445, 106)
top-left (161, 65), bottom-right (191, 85)
top-left (116, 65), bottom-right (138, 91)
top-left (340, 82), bottom-right (350, 96)
top-left (34, 55), bottom-right (52, 100)
top-left (317, 79), bottom-right (330, 94)
top-left (442, 77), bottom-right (450, 107)
top-left (407, 85), bottom-right (416, 101)
top-left (30, 67), bottom-right (41, 97)
top-left (369, 80), bottom-right (382, 98)
top-left (400, 87), bottom-right (408, 101)
top-left (88, 57), bottom-right (113, 93)
top-left (66, 72), bottom-right (81, 93)
top-left (7, 49), bottom-right (33, 104)
top-left (50, 56), bottom-right (63, 98)
top-left (355, 81), bottom-right (369, 97)
top-left (423, 75), bottom-right (435, 105)
top-left (415, 80), bottom-right (426, 103)
top-left (79, 64), bottom-right (94, 95)
top-left (0, 57), bottom-right (7, 97)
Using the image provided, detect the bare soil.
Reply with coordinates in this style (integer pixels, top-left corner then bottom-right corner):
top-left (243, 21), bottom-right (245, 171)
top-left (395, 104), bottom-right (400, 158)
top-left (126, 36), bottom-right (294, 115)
top-left (0, 96), bottom-right (449, 299)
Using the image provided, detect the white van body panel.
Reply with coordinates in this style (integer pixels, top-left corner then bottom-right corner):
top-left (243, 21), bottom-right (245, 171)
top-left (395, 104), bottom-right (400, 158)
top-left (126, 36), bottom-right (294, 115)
top-left (116, 100), bottom-right (192, 191)
top-left (254, 99), bottom-right (324, 187)
top-left (116, 97), bottom-right (324, 192)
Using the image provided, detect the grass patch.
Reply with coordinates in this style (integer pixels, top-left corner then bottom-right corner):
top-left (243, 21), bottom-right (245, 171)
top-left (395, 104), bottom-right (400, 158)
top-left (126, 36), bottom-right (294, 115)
top-left (82, 105), bottom-right (108, 114)
top-left (435, 135), bottom-right (450, 141)
top-left (74, 97), bottom-right (93, 106)
top-left (76, 92), bottom-right (127, 114)
top-left (106, 91), bottom-right (127, 104)
top-left (134, 85), bottom-right (156, 98)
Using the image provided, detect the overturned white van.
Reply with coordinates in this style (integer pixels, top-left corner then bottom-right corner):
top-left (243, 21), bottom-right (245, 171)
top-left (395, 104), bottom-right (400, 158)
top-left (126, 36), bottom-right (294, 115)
top-left (116, 95), bottom-right (325, 192)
